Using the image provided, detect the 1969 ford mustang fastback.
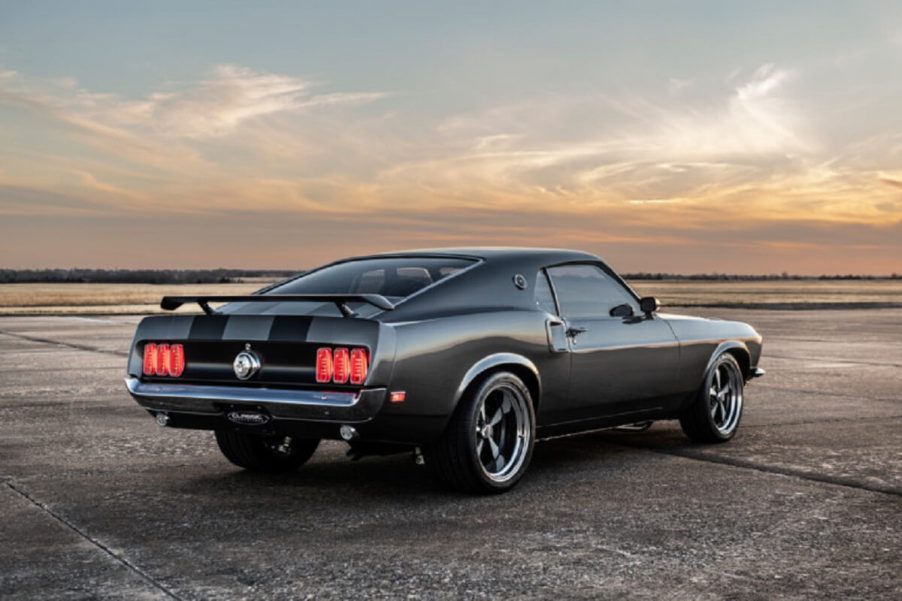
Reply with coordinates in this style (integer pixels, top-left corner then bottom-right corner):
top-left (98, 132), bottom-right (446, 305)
top-left (126, 248), bottom-right (763, 493)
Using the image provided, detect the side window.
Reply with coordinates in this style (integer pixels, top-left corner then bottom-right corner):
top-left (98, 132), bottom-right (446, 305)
top-left (534, 270), bottom-right (557, 314)
top-left (547, 264), bottom-right (636, 318)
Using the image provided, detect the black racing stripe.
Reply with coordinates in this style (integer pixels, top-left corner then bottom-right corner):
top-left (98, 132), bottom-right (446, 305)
top-left (187, 315), bottom-right (229, 340)
top-left (268, 316), bottom-right (313, 341)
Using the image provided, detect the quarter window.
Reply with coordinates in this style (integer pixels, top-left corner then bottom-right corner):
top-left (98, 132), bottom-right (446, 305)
top-left (534, 270), bottom-right (557, 314)
top-left (546, 264), bottom-right (637, 318)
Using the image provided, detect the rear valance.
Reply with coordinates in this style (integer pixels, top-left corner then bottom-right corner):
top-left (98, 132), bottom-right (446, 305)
top-left (160, 294), bottom-right (396, 317)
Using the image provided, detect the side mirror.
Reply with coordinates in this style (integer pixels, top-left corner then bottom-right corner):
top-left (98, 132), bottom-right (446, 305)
top-left (639, 296), bottom-right (660, 315)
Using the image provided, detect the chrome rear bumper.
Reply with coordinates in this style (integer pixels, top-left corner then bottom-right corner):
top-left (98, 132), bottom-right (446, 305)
top-left (125, 377), bottom-right (386, 423)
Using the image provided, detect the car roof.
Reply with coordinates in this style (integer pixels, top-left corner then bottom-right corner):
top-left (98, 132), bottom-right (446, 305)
top-left (361, 247), bottom-right (601, 264)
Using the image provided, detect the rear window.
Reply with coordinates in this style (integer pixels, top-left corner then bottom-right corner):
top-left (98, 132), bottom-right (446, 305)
top-left (267, 256), bottom-right (476, 300)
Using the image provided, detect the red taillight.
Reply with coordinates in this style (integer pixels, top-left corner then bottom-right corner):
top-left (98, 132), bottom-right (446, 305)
top-left (316, 347), bottom-right (333, 383)
top-left (142, 342), bottom-right (185, 378)
top-left (157, 344), bottom-right (171, 376)
top-left (350, 348), bottom-right (368, 385)
top-left (143, 343), bottom-right (157, 376)
top-left (333, 348), bottom-right (350, 384)
top-left (169, 344), bottom-right (185, 377)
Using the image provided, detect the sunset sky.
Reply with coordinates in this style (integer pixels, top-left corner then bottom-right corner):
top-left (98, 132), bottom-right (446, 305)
top-left (1, 1), bottom-right (901, 274)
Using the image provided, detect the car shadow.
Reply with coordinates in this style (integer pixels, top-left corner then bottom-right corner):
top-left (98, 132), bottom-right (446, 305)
top-left (175, 430), bottom-right (681, 503)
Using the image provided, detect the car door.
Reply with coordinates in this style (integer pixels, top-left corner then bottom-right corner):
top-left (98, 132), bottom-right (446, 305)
top-left (545, 263), bottom-right (680, 423)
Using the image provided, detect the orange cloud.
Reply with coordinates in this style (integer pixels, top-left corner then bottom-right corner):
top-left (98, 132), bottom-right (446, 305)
top-left (0, 63), bottom-right (900, 274)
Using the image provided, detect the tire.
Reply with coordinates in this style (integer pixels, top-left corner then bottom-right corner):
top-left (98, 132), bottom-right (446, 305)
top-left (680, 353), bottom-right (744, 443)
top-left (426, 371), bottom-right (536, 494)
top-left (214, 430), bottom-right (319, 473)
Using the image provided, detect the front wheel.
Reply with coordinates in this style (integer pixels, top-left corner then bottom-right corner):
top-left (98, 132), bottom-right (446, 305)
top-left (215, 430), bottom-right (319, 472)
top-left (680, 353), bottom-right (744, 443)
top-left (427, 371), bottom-right (535, 494)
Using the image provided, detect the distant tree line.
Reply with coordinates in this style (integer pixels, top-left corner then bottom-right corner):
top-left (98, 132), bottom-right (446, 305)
top-left (0, 269), bottom-right (897, 284)
top-left (0, 269), bottom-right (300, 284)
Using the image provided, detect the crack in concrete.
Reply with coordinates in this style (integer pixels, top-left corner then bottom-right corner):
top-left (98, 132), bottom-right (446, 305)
top-left (611, 442), bottom-right (902, 498)
top-left (742, 414), bottom-right (902, 428)
top-left (5, 480), bottom-right (187, 601)
top-left (0, 330), bottom-right (128, 358)
top-left (755, 384), bottom-right (900, 404)
top-left (763, 353), bottom-right (902, 369)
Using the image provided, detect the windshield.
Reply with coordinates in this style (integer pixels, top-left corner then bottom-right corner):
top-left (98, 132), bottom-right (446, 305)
top-left (224, 256), bottom-right (477, 317)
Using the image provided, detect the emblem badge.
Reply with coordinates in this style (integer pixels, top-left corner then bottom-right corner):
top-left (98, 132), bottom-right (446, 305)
top-left (233, 345), bottom-right (261, 380)
top-left (227, 410), bottom-right (270, 426)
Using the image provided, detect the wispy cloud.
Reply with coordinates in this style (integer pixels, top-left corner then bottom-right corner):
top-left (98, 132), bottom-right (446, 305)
top-left (1, 65), bottom-right (385, 140)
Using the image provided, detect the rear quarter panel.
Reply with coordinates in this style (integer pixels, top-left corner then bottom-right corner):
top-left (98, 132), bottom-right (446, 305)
top-left (380, 309), bottom-right (568, 430)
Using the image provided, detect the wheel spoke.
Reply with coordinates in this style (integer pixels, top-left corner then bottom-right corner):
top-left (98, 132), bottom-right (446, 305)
top-left (476, 438), bottom-right (484, 455)
top-left (501, 392), bottom-right (511, 413)
top-left (714, 366), bottom-right (722, 391)
top-left (494, 454), bottom-right (506, 472)
top-left (489, 407), bottom-right (503, 427)
top-left (488, 437), bottom-right (500, 459)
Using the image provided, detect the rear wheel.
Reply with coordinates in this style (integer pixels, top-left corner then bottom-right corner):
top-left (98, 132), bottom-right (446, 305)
top-left (214, 430), bottom-right (319, 472)
top-left (427, 371), bottom-right (535, 494)
top-left (680, 353), bottom-right (744, 443)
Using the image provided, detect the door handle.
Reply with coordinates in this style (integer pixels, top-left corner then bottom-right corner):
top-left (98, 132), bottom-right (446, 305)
top-left (546, 318), bottom-right (569, 353)
top-left (566, 326), bottom-right (588, 338)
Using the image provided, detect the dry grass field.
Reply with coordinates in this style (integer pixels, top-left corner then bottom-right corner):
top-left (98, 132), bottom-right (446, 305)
top-left (0, 283), bottom-right (265, 315)
top-left (0, 279), bottom-right (899, 314)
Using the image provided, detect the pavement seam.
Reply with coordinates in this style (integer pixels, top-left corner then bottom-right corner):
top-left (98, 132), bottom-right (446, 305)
top-left (0, 330), bottom-right (128, 358)
top-left (743, 414), bottom-right (902, 428)
top-left (610, 442), bottom-right (902, 498)
top-left (762, 353), bottom-right (902, 369)
top-left (4, 480), bottom-right (187, 601)
top-left (754, 384), bottom-right (900, 404)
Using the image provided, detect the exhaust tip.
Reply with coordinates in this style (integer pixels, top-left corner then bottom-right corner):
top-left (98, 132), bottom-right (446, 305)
top-left (155, 412), bottom-right (170, 427)
top-left (339, 425), bottom-right (358, 441)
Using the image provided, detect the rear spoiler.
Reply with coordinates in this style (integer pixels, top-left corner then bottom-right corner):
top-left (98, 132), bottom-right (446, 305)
top-left (160, 294), bottom-right (396, 317)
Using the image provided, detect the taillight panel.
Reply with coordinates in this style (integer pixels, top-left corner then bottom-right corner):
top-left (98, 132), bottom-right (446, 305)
top-left (142, 343), bottom-right (185, 378)
top-left (316, 346), bottom-right (369, 386)
top-left (142, 341), bottom-right (368, 386)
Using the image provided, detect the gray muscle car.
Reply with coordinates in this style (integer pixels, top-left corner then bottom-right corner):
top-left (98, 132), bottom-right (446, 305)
top-left (126, 248), bottom-right (764, 493)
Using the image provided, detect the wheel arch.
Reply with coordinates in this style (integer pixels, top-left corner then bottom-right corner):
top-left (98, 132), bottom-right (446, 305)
top-left (706, 341), bottom-right (751, 380)
top-left (454, 353), bottom-right (542, 412)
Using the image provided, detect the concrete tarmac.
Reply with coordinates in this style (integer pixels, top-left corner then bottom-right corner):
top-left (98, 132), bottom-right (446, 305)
top-left (0, 309), bottom-right (899, 600)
